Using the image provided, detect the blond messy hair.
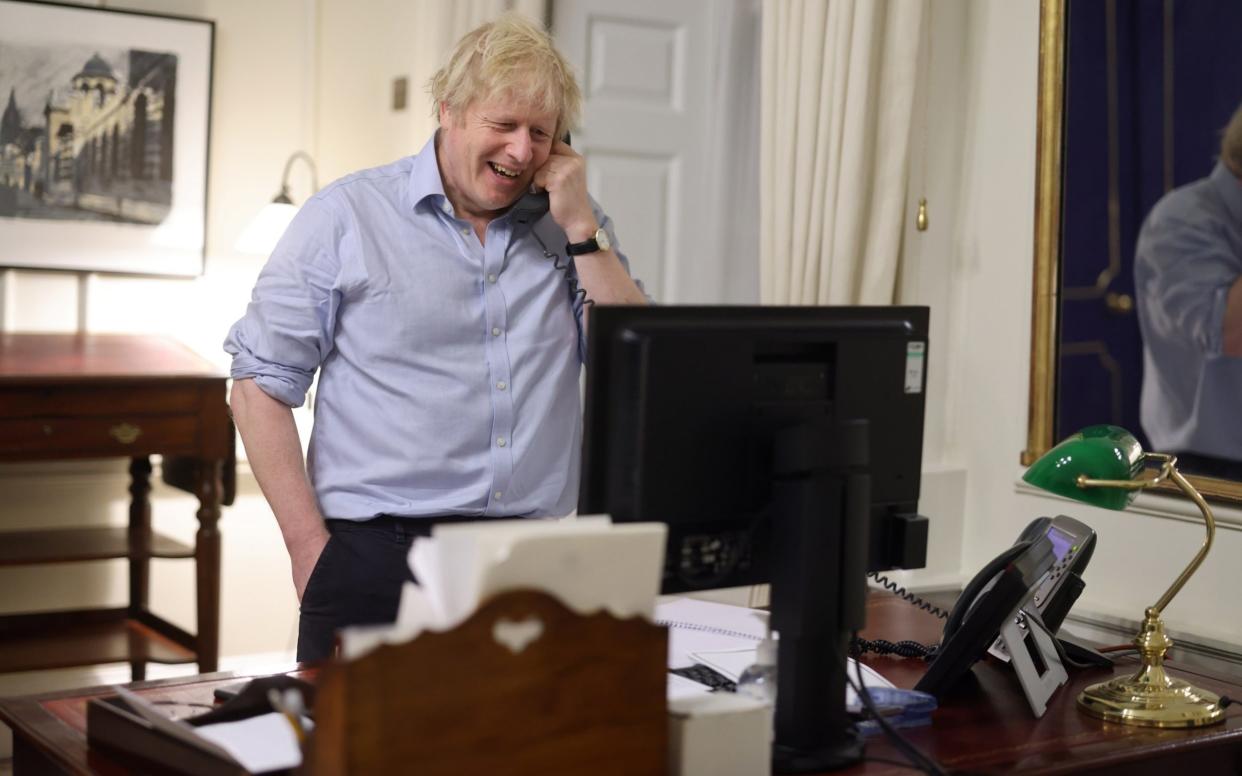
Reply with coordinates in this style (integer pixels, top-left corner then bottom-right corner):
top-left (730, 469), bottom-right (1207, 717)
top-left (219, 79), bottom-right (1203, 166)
top-left (1223, 103), bottom-right (1242, 177)
top-left (429, 12), bottom-right (582, 139)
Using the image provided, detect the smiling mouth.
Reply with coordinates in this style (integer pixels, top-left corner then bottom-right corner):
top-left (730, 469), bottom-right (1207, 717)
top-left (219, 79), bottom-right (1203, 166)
top-left (488, 162), bottom-right (521, 179)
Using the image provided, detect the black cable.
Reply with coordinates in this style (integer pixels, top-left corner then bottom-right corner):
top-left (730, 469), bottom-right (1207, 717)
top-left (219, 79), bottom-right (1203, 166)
top-left (852, 638), bottom-right (939, 660)
top-left (531, 230), bottom-right (595, 309)
top-left (868, 571), bottom-right (950, 620)
top-left (845, 631), bottom-right (950, 776)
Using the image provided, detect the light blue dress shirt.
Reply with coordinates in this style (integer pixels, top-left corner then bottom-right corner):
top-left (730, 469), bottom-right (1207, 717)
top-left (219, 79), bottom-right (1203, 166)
top-left (224, 134), bottom-right (642, 520)
top-left (1135, 161), bottom-right (1242, 459)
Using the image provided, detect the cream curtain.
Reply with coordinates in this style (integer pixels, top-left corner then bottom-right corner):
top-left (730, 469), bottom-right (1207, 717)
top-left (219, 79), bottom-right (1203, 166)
top-left (439, 0), bottom-right (546, 46)
top-left (759, 0), bottom-right (925, 305)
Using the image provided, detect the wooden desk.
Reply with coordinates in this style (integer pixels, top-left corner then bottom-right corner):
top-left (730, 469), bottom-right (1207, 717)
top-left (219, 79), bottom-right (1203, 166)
top-left (847, 595), bottom-right (1242, 774)
top-left (1, 596), bottom-right (1240, 775)
top-left (0, 333), bottom-right (234, 679)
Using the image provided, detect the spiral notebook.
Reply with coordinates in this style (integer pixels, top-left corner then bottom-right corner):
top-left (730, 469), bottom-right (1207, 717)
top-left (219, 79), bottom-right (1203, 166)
top-left (656, 596), bottom-right (895, 704)
top-left (655, 597), bottom-right (768, 668)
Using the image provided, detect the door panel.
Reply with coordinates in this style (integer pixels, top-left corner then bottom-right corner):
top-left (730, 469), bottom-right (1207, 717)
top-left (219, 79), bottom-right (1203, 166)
top-left (555, 0), bottom-right (716, 302)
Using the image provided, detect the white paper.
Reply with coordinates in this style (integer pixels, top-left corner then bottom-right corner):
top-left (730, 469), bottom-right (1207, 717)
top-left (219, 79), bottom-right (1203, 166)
top-left (689, 647), bottom-right (756, 681)
top-left (110, 686), bottom-right (235, 763)
top-left (656, 597), bottom-right (767, 668)
top-left (111, 686), bottom-right (309, 773)
top-left (340, 515), bottom-right (666, 659)
top-left (195, 712), bottom-right (310, 774)
top-left (667, 672), bottom-right (714, 701)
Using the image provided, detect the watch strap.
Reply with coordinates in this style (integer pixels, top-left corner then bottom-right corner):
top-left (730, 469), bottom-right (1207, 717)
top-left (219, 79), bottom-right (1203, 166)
top-left (565, 236), bottom-right (600, 256)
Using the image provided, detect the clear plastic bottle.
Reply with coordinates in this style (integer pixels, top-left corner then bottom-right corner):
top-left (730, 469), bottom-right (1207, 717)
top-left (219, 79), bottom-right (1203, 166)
top-left (736, 629), bottom-right (778, 705)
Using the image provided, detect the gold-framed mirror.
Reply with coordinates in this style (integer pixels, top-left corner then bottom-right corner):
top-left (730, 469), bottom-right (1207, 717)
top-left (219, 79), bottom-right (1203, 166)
top-left (1023, 0), bottom-right (1242, 504)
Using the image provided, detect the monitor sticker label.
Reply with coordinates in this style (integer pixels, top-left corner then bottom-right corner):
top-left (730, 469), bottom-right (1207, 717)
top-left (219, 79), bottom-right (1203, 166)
top-left (904, 342), bottom-right (925, 394)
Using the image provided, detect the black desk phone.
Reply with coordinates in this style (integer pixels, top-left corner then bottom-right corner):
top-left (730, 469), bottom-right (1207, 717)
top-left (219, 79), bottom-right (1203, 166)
top-left (509, 132), bottom-right (571, 228)
top-left (914, 515), bottom-right (1097, 697)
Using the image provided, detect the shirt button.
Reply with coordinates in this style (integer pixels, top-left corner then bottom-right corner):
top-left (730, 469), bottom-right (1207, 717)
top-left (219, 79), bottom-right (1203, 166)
top-left (461, 228), bottom-right (470, 236)
top-left (496, 380), bottom-right (507, 390)
top-left (491, 327), bottom-right (501, 336)
top-left (497, 437), bottom-right (507, 448)
top-left (494, 491), bottom-right (503, 500)
top-left (487, 273), bottom-right (498, 283)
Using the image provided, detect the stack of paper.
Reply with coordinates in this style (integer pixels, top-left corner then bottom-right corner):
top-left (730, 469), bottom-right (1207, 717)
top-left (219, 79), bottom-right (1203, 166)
top-left (656, 596), bottom-right (895, 705)
top-left (339, 515), bottom-right (667, 658)
top-left (108, 685), bottom-right (310, 774)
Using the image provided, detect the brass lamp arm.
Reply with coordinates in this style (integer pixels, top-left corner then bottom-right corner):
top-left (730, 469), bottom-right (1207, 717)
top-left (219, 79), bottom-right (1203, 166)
top-left (1154, 467), bottom-right (1216, 614)
top-left (1076, 455), bottom-right (1215, 616)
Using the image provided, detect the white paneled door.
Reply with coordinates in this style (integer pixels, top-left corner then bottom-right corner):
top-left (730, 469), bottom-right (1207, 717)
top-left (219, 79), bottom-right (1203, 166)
top-left (554, 0), bottom-right (721, 303)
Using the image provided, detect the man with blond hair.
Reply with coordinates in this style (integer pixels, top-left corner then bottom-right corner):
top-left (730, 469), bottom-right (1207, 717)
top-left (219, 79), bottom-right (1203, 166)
top-left (225, 13), bottom-right (647, 661)
top-left (1135, 102), bottom-right (1242, 478)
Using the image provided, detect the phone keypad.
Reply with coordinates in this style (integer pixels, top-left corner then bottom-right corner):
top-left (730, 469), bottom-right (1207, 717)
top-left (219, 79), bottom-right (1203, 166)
top-left (990, 541), bottom-right (1082, 661)
top-left (1033, 545), bottom-right (1077, 607)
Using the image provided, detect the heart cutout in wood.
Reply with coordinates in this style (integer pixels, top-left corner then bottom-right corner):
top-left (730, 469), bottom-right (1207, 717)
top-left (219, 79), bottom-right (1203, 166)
top-left (492, 616), bottom-right (545, 654)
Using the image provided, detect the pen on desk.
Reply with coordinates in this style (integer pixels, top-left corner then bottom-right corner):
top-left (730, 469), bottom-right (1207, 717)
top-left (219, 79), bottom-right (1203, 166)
top-left (267, 688), bottom-right (307, 744)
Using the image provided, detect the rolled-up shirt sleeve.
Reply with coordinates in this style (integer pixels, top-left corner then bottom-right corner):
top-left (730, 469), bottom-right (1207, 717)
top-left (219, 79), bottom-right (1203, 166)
top-left (224, 197), bottom-right (346, 407)
top-left (1136, 213), bottom-right (1235, 357)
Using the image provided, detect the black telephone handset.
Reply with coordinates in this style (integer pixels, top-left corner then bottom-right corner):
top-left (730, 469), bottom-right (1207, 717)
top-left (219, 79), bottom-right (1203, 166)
top-left (914, 515), bottom-right (1096, 697)
top-left (509, 132), bottom-right (569, 228)
top-left (508, 134), bottom-right (595, 309)
top-left (509, 188), bottom-right (550, 227)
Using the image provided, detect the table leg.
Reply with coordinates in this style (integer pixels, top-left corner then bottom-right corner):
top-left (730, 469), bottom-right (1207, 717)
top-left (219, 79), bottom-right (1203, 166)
top-left (128, 455), bottom-right (152, 682)
top-left (195, 458), bottom-right (223, 673)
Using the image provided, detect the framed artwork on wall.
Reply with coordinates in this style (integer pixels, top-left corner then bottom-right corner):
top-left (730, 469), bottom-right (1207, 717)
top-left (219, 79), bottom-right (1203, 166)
top-left (0, 0), bottom-right (213, 277)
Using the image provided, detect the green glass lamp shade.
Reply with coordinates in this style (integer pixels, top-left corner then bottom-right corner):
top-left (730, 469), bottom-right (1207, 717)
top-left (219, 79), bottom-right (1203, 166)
top-left (1023, 425), bottom-right (1145, 510)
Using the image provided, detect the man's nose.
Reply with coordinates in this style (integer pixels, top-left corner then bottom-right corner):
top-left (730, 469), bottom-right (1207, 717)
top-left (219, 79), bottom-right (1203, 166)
top-left (507, 131), bottom-right (534, 165)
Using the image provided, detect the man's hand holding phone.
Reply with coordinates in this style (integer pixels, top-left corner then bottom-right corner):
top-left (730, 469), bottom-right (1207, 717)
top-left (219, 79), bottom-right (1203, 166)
top-left (532, 139), bottom-right (600, 244)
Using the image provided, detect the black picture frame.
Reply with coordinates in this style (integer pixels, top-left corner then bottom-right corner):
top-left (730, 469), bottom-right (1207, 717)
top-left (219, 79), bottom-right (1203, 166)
top-left (0, 0), bottom-right (214, 276)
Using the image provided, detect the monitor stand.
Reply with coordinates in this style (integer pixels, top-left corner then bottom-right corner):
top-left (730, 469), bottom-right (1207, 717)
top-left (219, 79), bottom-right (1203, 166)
top-left (768, 418), bottom-right (870, 773)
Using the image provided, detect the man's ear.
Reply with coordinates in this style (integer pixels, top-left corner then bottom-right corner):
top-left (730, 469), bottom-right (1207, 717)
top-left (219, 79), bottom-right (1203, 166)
top-left (438, 102), bottom-right (451, 127)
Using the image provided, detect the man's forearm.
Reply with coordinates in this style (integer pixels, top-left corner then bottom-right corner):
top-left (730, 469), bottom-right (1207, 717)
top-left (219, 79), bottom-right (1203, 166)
top-left (1224, 276), bottom-right (1242, 357)
top-left (229, 378), bottom-right (327, 552)
top-left (572, 248), bottom-right (649, 305)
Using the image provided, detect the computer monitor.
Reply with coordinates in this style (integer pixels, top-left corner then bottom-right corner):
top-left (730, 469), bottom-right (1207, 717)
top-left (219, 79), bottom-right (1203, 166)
top-left (579, 304), bottom-right (930, 772)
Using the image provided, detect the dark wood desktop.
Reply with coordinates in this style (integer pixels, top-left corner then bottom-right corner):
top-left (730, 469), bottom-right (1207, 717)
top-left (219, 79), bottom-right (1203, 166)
top-left (0, 333), bottom-right (234, 680)
top-left (1, 594), bottom-right (1239, 775)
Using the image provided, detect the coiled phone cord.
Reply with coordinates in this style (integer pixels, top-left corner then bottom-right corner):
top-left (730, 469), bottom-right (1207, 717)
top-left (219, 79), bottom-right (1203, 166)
top-left (868, 571), bottom-right (951, 620)
top-left (531, 230), bottom-right (595, 309)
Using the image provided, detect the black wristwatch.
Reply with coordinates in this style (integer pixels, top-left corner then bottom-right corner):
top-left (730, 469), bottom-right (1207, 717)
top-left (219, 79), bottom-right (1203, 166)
top-left (565, 226), bottom-right (611, 256)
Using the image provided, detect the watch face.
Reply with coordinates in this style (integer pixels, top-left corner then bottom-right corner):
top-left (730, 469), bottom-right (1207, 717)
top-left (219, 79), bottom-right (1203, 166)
top-left (595, 227), bottom-right (611, 252)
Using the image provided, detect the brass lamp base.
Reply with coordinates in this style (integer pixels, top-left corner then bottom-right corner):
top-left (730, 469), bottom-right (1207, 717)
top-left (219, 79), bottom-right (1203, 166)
top-left (1078, 676), bottom-right (1224, 728)
top-left (1077, 608), bottom-right (1225, 728)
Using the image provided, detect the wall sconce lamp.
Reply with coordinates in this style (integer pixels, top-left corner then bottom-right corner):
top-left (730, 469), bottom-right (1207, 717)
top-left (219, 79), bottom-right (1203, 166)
top-left (234, 151), bottom-right (319, 255)
top-left (1022, 424), bottom-right (1225, 728)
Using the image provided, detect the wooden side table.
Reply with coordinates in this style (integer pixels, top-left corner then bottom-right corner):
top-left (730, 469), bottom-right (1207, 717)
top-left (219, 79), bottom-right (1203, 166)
top-left (0, 333), bottom-right (234, 679)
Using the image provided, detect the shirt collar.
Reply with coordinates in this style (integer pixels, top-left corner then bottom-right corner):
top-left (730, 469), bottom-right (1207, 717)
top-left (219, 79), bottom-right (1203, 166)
top-left (404, 130), bottom-right (524, 228)
top-left (1209, 160), bottom-right (1242, 226)
top-left (407, 131), bottom-right (451, 215)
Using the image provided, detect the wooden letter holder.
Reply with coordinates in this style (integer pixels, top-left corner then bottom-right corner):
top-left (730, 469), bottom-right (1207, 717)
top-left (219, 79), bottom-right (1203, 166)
top-left (306, 589), bottom-right (669, 775)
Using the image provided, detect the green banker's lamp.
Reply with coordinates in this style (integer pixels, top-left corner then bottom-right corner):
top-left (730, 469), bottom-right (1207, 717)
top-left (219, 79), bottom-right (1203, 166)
top-left (1023, 424), bottom-right (1225, 727)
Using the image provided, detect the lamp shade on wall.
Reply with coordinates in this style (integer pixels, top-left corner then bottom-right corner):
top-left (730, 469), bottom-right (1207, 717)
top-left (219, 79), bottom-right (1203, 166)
top-left (234, 151), bottom-right (318, 255)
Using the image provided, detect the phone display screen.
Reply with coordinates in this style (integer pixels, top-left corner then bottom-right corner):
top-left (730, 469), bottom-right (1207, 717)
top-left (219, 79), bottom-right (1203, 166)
top-left (1046, 525), bottom-right (1075, 560)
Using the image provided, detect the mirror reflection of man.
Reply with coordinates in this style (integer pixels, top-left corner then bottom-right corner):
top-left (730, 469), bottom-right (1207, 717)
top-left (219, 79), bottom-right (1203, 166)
top-left (224, 13), bottom-right (648, 663)
top-left (1135, 102), bottom-right (1242, 479)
